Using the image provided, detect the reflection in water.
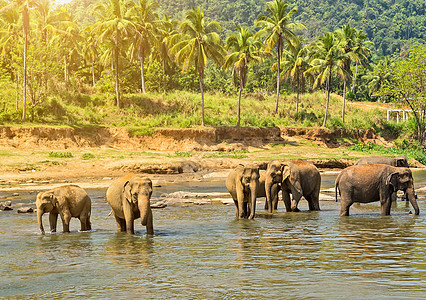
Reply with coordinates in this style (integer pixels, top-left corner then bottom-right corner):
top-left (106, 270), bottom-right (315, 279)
top-left (0, 178), bottom-right (425, 298)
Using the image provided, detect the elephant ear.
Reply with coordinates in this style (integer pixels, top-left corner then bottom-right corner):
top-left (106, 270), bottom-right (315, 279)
top-left (124, 180), bottom-right (132, 203)
top-left (386, 172), bottom-right (399, 191)
top-left (282, 165), bottom-right (303, 195)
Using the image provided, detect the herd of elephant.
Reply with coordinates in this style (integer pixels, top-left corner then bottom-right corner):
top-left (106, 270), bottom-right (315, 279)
top-left (35, 155), bottom-right (420, 236)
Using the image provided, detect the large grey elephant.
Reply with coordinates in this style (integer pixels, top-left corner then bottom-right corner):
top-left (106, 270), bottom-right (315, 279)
top-left (226, 164), bottom-right (268, 219)
top-left (335, 164), bottom-right (419, 216)
top-left (265, 159), bottom-right (321, 213)
top-left (354, 156), bottom-right (409, 167)
top-left (36, 185), bottom-right (91, 234)
top-left (106, 174), bottom-right (153, 235)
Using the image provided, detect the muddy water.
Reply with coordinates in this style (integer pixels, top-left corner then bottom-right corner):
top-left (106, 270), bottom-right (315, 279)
top-left (1, 171), bottom-right (426, 299)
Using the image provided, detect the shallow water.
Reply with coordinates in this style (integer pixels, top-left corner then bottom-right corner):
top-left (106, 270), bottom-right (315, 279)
top-left (1, 171), bottom-right (426, 299)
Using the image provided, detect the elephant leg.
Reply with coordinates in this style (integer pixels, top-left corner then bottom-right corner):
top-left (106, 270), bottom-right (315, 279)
top-left (290, 195), bottom-right (301, 212)
top-left (243, 201), bottom-right (249, 219)
top-left (381, 197), bottom-right (392, 216)
top-left (61, 212), bottom-right (71, 233)
top-left (272, 184), bottom-right (279, 210)
top-left (79, 214), bottom-right (88, 231)
top-left (114, 215), bottom-right (126, 232)
top-left (306, 193), bottom-right (320, 211)
top-left (282, 191), bottom-right (291, 212)
top-left (234, 200), bottom-right (240, 218)
top-left (123, 201), bottom-right (135, 234)
top-left (49, 212), bottom-right (58, 233)
top-left (86, 216), bottom-right (92, 231)
top-left (264, 199), bottom-right (269, 211)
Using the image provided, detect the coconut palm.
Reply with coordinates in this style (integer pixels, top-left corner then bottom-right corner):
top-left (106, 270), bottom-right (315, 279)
top-left (255, 0), bottom-right (305, 114)
top-left (170, 6), bottom-right (225, 126)
top-left (0, 0), bottom-right (38, 121)
top-left (0, 3), bottom-right (21, 110)
top-left (335, 23), bottom-right (355, 123)
top-left (349, 28), bottom-right (372, 93)
top-left (92, 0), bottom-right (135, 107)
top-left (224, 26), bottom-right (263, 126)
top-left (278, 38), bottom-right (309, 113)
top-left (306, 32), bottom-right (346, 127)
top-left (129, 0), bottom-right (159, 94)
top-left (363, 56), bottom-right (393, 99)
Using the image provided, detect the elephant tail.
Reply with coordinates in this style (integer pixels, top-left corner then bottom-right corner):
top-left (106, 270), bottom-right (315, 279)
top-left (335, 174), bottom-right (341, 202)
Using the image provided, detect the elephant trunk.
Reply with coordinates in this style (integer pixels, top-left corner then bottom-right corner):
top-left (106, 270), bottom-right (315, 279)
top-left (265, 177), bottom-right (274, 214)
top-left (248, 181), bottom-right (257, 219)
top-left (37, 208), bottom-right (45, 234)
top-left (406, 185), bottom-right (420, 215)
top-left (138, 194), bottom-right (150, 226)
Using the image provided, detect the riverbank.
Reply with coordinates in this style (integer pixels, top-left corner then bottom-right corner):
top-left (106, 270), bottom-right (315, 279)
top-left (0, 125), bottom-right (424, 192)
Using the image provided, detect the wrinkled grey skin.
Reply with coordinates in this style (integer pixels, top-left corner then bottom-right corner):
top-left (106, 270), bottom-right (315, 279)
top-left (36, 185), bottom-right (91, 234)
top-left (335, 164), bottom-right (419, 216)
top-left (107, 174), bottom-right (153, 235)
top-left (226, 164), bottom-right (263, 219)
top-left (354, 156), bottom-right (409, 168)
top-left (265, 159), bottom-right (321, 213)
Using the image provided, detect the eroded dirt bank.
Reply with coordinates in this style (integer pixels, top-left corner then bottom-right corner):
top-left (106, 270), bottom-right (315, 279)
top-left (0, 125), bottom-right (380, 151)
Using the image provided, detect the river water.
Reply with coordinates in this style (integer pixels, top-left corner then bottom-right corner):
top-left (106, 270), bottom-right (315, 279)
top-left (1, 171), bottom-right (425, 299)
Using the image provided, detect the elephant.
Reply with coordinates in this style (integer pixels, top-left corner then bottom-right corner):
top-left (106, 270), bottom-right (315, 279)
top-left (265, 159), bottom-right (321, 213)
top-left (354, 156), bottom-right (409, 167)
top-left (106, 174), bottom-right (153, 235)
top-left (335, 164), bottom-right (420, 216)
top-left (226, 164), bottom-right (271, 219)
top-left (36, 185), bottom-right (91, 234)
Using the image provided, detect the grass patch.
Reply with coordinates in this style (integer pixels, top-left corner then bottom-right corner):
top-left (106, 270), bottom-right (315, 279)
top-left (175, 151), bottom-right (193, 157)
top-left (203, 150), bottom-right (248, 159)
top-left (49, 152), bottom-right (74, 158)
top-left (82, 153), bottom-right (95, 159)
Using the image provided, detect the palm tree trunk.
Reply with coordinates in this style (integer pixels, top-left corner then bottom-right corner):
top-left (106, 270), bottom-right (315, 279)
top-left (342, 78), bottom-right (346, 123)
top-left (274, 43), bottom-right (281, 114)
top-left (199, 74), bottom-right (205, 126)
top-left (351, 61), bottom-right (358, 93)
top-left (64, 56), bottom-right (68, 83)
top-left (16, 72), bottom-right (19, 111)
top-left (114, 46), bottom-right (120, 107)
top-left (22, 19), bottom-right (27, 122)
top-left (92, 59), bottom-right (96, 87)
top-left (140, 56), bottom-right (146, 94)
top-left (322, 76), bottom-right (331, 127)
top-left (296, 80), bottom-right (299, 114)
top-left (237, 78), bottom-right (243, 127)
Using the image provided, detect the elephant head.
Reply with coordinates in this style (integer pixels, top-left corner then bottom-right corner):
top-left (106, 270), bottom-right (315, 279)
top-left (395, 156), bottom-right (409, 167)
top-left (265, 161), bottom-right (283, 213)
top-left (385, 168), bottom-right (419, 215)
top-left (36, 191), bottom-right (58, 234)
top-left (123, 177), bottom-right (153, 228)
top-left (236, 164), bottom-right (260, 219)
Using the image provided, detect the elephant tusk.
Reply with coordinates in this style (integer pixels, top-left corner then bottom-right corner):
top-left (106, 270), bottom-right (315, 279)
top-left (108, 210), bottom-right (113, 216)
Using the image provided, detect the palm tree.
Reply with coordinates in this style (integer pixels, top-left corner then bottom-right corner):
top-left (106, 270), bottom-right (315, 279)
top-left (170, 6), bottom-right (225, 126)
top-left (224, 26), bottom-right (263, 126)
top-left (363, 56), bottom-right (393, 99)
top-left (278, 38), bottom-right (309, 113)
top-left (349, 28), bottom-right (372, 93)
top-left (306, 32), bottom-right (346, 127)
top-left (0, 3), bottom-right (21, 110)
top-left (255, 0), bottom-right (305, 114)
top-left (152, 14), bottom-right (177, 91)
top-left (82, 27), bottom-right (100, 87)
top-left (0, 0), bottom-right (37, 121)
top-left (92, 0), bottom-right (135, 107)
top-left (129, 0), bottom-right (159, 94)
top-left (335, 23), bottom-right (355, 123)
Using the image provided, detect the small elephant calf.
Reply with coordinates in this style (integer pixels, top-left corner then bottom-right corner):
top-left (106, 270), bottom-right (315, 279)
top-left (36, 185), bottom-right (92, 234)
